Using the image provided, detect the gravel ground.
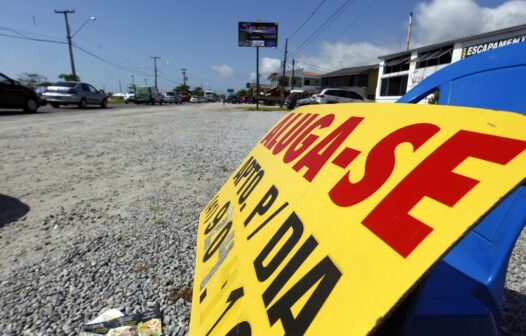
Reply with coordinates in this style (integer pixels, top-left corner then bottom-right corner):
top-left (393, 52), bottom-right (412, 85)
top-left (0, 103), bottom-right (524, 335)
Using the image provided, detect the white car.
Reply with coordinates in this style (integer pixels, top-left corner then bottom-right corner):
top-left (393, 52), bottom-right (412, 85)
top-left (314, 88), bottom-right (368, 104)
top-left (124, 92), bottom-right (135, 104)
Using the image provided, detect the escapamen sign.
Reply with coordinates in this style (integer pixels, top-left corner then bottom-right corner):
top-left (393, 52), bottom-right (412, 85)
top-left (461, 34), bottom-right (526, 58)
top-left (190, 104), bottom-right (526, 335)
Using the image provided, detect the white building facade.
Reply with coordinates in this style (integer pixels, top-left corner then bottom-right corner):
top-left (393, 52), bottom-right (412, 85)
top-left (375, 24), bottom-right (526, 103)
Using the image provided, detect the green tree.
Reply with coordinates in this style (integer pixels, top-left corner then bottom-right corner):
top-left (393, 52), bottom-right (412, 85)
top-left (17, 73), bottom-right (49, 89)
top-left (58, 73), bottom-right (80, 81)
top-left (236, 89), bottom-right (248, 97)
top-left (191, 86), bottom-right (204, 96)
top-left (174, 84), bottom-right (190, 93)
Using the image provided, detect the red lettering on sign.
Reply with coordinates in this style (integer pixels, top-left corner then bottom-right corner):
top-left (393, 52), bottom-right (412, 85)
top-left (283, 114), bottom-right (335, 164)
top-left (273, 114), bottom-right (319, 155)
top-left (261, 113), bottom-right (297, 149)
top-left (363, 130), bottom-right (526, 257)
top-left (329, 123), bottom-right (440, 206)
top-left (293, 116), bottom-right (364, 182)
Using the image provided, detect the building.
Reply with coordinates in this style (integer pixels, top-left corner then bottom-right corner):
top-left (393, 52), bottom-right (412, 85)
top-left (321, 64), bottom-right (379, 100)
top-left (376, 23), bottom-right (526, 102)
top-left (268, 68), bottom-right (322, 91)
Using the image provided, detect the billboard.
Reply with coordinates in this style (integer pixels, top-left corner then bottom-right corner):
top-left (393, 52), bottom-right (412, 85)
top-left (239, 22), bottom-right (278, 48)
top-left (189, 103), bottom-right (526, 335)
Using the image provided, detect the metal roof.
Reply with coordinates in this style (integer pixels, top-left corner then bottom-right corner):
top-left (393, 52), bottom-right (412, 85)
top-left (379, 23), bottom-right (526, 60)
top-left (321, 64), bottom-right (378, 78)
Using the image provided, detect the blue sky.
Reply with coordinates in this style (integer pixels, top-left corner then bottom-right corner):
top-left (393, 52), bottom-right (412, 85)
top-left (0, 0), bottom-right (524, 93)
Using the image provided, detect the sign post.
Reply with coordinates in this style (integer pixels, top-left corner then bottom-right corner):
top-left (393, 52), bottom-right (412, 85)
top-left (238, 21), bottom-right (278, 111)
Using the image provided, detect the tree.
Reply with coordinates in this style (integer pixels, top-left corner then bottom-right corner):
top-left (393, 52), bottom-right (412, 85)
top-left (236, 89), bottom-right (248, 97)
top-left (191, 86), bottom-right (204, 96)
top-left (58, 73), bottom-right (80, 81)
top-left (174, 84), bottom-right (190, 93)
top-left (17, 73), bottom-right (49, 89)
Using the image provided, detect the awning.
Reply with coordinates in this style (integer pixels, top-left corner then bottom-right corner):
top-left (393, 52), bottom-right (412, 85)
top-left (413, 48), bottom-right (453, 63)
top-left (384, 55), bottom-right (410, 66)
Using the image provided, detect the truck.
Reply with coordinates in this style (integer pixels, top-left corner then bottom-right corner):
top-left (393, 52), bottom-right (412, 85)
top-left (134, 86), bottom-right (164, 105)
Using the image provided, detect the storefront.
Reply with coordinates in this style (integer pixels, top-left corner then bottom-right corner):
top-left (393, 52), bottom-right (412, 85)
top-left (376, 23), bottom-right (526, 103)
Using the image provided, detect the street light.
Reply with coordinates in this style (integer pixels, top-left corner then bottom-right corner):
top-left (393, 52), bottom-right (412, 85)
top-left (55, 10), bottom-right (96, 80)
top-left (72, 16), bottom-right (96, 37)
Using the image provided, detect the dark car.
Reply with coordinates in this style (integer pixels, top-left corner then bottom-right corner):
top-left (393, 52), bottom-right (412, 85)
top-left (0, 72), bottom-right (40, 113)
top-left (284, 91), bottom-right (310, 109)
top-left (226, 95), bottom-right (239, 104)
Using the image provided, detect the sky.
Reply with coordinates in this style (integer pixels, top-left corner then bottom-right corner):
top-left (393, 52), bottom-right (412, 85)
top-left (1, 0), bottom-right (525, 93)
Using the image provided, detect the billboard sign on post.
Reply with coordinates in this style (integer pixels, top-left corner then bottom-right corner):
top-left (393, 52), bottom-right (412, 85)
top-left (238, 22), bottom-right (278, 48)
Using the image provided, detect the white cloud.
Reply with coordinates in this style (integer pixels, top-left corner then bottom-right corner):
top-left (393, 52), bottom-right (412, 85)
top-left (248, 72), bottom-right (256, 82)
top-left (211, 64), bottom-right (234, 77)
top-left (414, 0), bottom-right (526, 45)
top-left (299, 41), bottom-right (397, 72)
top-left (261, 57), bottom-right (281, 74)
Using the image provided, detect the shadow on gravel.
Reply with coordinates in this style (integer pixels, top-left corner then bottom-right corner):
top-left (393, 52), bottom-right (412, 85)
top-left (0, 110), bottom-right (50, 116)
top-left (0, 194), bottom-right (30, 228)
top-left (502, 288), bottom-right (526, 335)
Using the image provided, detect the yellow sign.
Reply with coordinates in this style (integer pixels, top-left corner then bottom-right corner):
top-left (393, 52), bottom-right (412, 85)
top-left (190, 104), bottom-right (526, 336)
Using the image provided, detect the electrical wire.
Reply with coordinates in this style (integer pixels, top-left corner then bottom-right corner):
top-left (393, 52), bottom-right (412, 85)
top-left (295, 60), bottom-right (335, 72)
top-left (290, 0), bottom-right (356, 58)
top-left (337, 0), bottom-right (381, 39)
top-left (288, 0), bottom-right (326, 40)
top-left (73, 44), bottom-right (151, 77)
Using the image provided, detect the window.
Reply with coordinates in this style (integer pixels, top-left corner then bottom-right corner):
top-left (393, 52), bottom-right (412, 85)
top-left (304, 79), bottom-right (311, 85)
top-left (0, 74), bottom-right (11, 85)
top-left (415, 46), bottom-right (452, 68)
top-left (383, 55), bottom-right (410, 74)
top-left (348, 91), bottom-right (364, 100)
top-left (380, 75), bottom-right (408, 96)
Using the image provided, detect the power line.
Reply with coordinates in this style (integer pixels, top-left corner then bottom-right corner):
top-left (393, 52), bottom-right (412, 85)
top-left (337, 0), bottom-right (381, 39)
top-left (290, 0), bottom-right (356, 58)
top-left (288, 0), bottom-right (326, 40)
top-left (295, 60), bottom-right (335, 72)
top-left (73, 44), bottom-right (151, 77)
top-left (0, 30), bottom-right (66, 44)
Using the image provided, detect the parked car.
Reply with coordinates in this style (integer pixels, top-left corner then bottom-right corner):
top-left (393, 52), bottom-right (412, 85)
top-left (189, 96), bottom-right (199, 103)
top-left (124, 92), bottom-right (135, 104)
top-left (297, 93), bottom-right (318, 107)
top-left (0, 72), bottom-right (40, 113)
top-left (163, 91), bottom-right (182, 104)
top-left (226, 95), bottom-right (239, 104)
top-left (314, 88), bottom-right (368, 104)
top-left (284, 90), bottom-right (310, 109)
top-left (134, 86), bottom-right (163, 105)
top-left (42, 81), bottom-right (107, 108)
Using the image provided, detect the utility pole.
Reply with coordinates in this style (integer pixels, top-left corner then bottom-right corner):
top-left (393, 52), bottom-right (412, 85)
top-left (280, 38), bottom-right (288, 107)
top-left (291, 59), bottom-right (295, 90)
top-left (55, 9), bottom-right (77, 80)
top-left (119, 80), bottom-right (122, 94)
top-left (181, 68), bottom-right (187, 87)
top-left (131, 75), bottom-right (135, 86)
top-left (406, 12), bottom-right (413, 51)
top-left (151, 56), bottom-right (160, 89)
top-left (144, 78), bottom-right (148, 85)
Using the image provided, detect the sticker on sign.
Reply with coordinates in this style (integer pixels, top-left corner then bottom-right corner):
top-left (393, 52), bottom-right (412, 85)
top-left (189, 103), bottom-right (526, 335)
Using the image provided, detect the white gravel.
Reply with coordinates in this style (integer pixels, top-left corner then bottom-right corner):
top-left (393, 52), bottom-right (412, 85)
top-left (0, 103), bottom-right (524, 335)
